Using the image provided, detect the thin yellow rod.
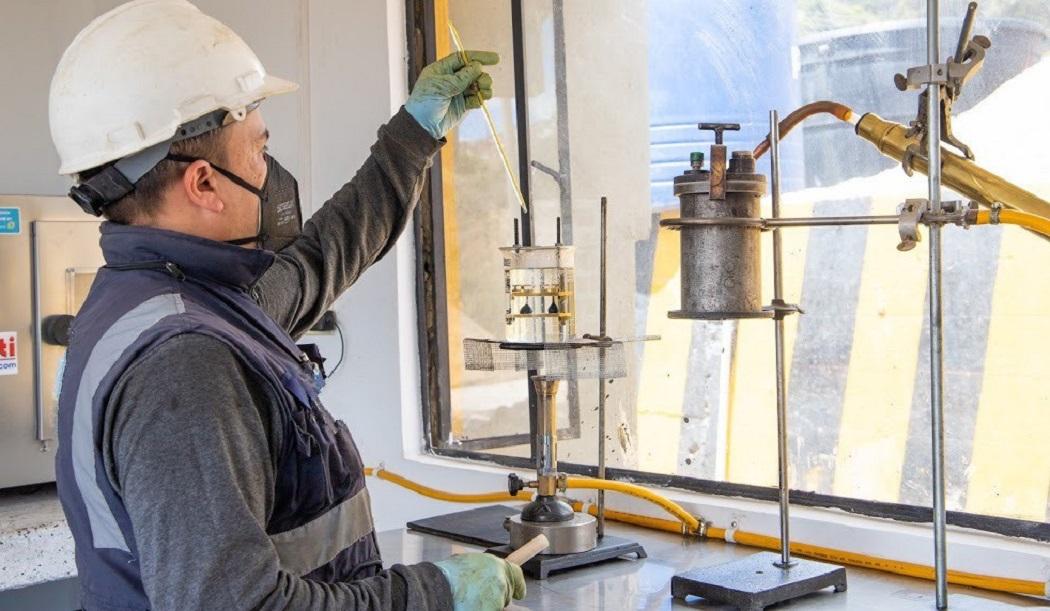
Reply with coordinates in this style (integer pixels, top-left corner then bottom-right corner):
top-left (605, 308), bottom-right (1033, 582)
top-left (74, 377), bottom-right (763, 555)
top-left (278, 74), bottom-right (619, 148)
top-left (447, 22), bottom-right (528, 212)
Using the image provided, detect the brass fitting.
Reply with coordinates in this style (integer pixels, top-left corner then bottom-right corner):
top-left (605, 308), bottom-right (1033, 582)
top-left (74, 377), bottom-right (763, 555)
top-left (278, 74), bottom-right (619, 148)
top-left (536, 473), bottom-right (568, 496)
top-left (855, 113), bottom-right (1050, 219)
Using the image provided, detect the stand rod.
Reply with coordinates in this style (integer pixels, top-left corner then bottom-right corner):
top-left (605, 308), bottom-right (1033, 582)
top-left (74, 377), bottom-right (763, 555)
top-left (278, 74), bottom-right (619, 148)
top-left (597, 196), bottom-right (608, 538)
top-left (769, 110), bottom-right (794, 568)
top-left (925, 0), bottom-right (949, 606)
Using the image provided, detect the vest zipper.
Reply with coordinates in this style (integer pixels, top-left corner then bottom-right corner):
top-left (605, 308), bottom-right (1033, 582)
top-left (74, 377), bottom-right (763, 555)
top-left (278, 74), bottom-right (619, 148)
top-left (104, 260), bottom-right (186, 281)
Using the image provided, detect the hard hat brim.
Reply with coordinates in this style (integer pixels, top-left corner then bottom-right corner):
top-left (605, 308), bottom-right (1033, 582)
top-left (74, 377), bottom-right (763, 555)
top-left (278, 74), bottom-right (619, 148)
top-left (57, 74), bottom-right (300, 176)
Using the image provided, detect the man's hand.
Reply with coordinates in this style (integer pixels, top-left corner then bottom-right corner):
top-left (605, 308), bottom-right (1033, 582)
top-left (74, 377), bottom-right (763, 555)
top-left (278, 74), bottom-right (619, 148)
top-left (406, 50), bottom-right (499, 140)
top-left (434, 552), bottom-right (526, 610)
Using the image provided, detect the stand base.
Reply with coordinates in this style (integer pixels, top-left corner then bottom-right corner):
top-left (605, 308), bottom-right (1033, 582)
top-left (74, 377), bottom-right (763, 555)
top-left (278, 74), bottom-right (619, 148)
top-left (488, 535), bottom-right (646, 580)
top-left (671, 552), bottom-right (846, 611)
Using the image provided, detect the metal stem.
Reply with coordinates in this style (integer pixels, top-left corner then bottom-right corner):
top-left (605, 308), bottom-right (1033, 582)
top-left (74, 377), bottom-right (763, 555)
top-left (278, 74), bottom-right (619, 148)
top-left (597, 197), bottom-right (608, 538)
top-left (769, 110), bottom-right (794, 568)
top-left (926, 0), bottom-right (949, 607)
top-left (534, 378), bottom-right (561, 478)
top-left (765, 215), bottom-right (899, 228)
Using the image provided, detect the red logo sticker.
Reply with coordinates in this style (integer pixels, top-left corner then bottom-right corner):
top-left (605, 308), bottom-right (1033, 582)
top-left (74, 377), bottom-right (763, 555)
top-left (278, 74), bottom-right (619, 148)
top-left (0, 332), bottom-right (17, 376)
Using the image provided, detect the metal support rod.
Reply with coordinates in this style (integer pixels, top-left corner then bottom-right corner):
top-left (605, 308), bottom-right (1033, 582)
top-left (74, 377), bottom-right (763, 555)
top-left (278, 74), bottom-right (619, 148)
top-left (510, 0), bottom-right (533, 242)
top-left (661, 215), bottom-right (901, 231)
top-left (926, 0), bottom-right (949, 607)
top-left (552, 0), bottom-right (573, 244)
top-left (510, 0), bottom-right (542, 465)
top-left (769, 110), bottom-right (794, 569)
top-left (765, 216), bottom-right (899, 228)
top-left (597, 197), bottom-right (608, 538)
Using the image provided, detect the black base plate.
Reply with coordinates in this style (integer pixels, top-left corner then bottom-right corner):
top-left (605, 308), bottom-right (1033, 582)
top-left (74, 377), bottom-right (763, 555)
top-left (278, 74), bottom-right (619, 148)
top-left (407, 505), bottom-right (519, 548)
top-left (671, 552), bottom-right (847, 611)
top-left (488, 535), bottom-right (647, 580)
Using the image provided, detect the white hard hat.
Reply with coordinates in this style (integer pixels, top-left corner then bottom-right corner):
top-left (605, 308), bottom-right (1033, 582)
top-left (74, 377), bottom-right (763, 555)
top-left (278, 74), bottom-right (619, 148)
top-left (49, 0), bottom-right (298, 176)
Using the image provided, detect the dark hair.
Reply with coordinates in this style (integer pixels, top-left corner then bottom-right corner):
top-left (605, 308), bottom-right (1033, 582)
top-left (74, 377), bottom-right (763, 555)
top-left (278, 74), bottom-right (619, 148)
top-left (77, 127), bottom-right (229, 225)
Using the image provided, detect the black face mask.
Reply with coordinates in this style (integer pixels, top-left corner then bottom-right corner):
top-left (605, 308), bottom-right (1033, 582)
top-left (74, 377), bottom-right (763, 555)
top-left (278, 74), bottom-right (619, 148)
top-left (166, 153), bottom-right (302, 251)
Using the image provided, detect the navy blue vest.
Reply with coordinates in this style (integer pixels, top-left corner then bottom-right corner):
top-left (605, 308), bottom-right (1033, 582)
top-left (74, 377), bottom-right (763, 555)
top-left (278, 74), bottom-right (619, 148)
top-left (56, 223), bottom-right (379, 610)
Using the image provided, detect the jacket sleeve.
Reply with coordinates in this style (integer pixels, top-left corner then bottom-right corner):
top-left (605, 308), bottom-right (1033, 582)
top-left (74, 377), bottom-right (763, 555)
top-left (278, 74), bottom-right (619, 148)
top-left (103, 333), bottom-right (453, 611)
top-left (254, 108), bottom-right (442, 338)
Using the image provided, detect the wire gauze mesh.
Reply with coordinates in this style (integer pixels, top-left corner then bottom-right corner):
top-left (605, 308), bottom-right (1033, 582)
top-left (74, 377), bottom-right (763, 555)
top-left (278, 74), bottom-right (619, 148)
top-left (462, 338), bottom-right (628, 380)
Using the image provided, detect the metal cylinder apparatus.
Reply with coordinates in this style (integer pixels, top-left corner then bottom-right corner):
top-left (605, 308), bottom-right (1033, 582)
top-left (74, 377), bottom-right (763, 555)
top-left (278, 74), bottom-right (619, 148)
top-left (665, 135), bottom-right (769, 320)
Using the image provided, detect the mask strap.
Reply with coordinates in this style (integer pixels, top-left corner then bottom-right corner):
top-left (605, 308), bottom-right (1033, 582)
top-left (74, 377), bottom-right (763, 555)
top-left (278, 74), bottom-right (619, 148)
top-left (165, 154), bottom-right (264, 197)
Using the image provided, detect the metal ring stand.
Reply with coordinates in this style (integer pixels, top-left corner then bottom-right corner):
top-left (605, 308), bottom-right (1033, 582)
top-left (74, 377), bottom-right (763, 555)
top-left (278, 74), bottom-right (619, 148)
top-left (675, 0), bottom-right (956, 598)
top-left (670, 111), bottom-right (848, 611)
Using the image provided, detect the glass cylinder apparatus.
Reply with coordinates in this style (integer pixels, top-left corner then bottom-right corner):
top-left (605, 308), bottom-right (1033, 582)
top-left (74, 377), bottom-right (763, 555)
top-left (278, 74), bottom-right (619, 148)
top-left (501, 245), bottom-right (576, 343)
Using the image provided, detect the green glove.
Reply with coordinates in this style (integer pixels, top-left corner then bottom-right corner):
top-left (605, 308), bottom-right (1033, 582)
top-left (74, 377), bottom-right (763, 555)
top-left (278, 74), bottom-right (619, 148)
top-left (406, 50), bottom-right (499, 139)
top-left (434, 552), bottom-right (526, 610)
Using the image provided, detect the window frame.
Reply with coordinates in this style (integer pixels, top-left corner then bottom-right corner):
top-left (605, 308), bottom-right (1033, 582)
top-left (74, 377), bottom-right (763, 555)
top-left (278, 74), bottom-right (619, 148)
top-left (407, 0), bottom-right (1050, 543)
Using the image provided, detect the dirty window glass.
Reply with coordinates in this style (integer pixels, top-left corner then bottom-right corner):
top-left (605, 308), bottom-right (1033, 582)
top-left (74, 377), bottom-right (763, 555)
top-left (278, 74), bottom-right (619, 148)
top-left (434, 0), bottom-right (1050, 523)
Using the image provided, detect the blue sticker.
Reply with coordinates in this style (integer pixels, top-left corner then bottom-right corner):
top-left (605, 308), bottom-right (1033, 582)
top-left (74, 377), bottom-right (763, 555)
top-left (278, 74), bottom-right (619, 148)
top-left (0, 208), bottom-right (20, 235)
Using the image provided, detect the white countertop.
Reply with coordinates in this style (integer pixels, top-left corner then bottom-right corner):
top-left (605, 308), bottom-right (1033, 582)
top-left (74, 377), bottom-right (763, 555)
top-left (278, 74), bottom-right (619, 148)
top-left (0, 486), bottom-right (75, 591)
top-left (0, 489), bottom-right (1039, 609)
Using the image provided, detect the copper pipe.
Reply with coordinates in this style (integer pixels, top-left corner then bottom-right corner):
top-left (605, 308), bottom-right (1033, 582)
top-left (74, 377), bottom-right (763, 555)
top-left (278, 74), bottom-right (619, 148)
top-left (753, 101), bottom-right (854, 159)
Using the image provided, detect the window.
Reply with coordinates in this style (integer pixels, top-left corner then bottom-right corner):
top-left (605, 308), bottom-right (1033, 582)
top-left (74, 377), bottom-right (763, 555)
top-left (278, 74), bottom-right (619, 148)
top-left (412, 0), bottom-right (1050, 537)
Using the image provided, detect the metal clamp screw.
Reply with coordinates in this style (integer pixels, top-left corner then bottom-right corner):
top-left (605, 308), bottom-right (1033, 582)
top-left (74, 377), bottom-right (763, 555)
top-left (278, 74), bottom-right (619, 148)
top-left (897, 198), bottom-right (927, 252)
top-left (508, 473), bottom-right (526, 496)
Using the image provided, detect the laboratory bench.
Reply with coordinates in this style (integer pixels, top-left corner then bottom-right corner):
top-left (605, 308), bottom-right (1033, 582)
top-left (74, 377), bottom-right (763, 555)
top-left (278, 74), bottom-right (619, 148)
top-left (382, 521), bottom-right (1043, 610)
top-left (0, 486), bottom-right (1043, 610)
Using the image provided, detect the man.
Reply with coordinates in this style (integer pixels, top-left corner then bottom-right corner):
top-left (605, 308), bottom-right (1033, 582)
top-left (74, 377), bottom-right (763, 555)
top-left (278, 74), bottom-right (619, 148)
top-left (48, 1), bottom-right (524, 609)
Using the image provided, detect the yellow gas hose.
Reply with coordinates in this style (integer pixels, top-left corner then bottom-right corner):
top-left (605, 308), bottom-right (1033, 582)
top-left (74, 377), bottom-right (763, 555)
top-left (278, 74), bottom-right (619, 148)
top-left (974, 208), bottom-right (1050, 238)
top-left (364, 467), bottom-right (1046, 598)
top-left (564, 477), bottom-right (702, 534)
top-left (363, 467), bottom-right (521, 504)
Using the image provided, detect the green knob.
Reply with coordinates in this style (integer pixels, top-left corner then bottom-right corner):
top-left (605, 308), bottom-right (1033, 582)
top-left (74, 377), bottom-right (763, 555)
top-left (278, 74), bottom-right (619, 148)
top-left (690, 151), bottom-right (705, 169)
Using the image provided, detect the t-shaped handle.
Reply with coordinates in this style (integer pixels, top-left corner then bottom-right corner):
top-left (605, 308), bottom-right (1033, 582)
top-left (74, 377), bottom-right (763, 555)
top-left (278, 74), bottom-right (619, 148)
top-left (698, 122), bottom-right (741, 145)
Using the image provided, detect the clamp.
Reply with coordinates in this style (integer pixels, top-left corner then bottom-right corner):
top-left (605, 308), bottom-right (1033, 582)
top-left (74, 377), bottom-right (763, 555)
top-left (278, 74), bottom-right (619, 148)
top-left (897, 200), bottom-right (974, 251)
top-left (762, 299), bottom-right (803, 320)
top-left (894, 2), bottom-right (990, 172)
top-left (897, 199), bottom-right (927, 251)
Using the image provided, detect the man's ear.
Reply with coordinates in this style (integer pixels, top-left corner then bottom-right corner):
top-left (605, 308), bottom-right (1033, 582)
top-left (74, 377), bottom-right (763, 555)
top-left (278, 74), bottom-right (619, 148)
top-left (180, 160), bottom-right (224, 213)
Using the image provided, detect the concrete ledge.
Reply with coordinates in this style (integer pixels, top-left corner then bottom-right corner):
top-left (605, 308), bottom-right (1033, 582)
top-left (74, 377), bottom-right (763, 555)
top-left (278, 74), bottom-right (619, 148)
top-left (0, 486), bottom-right (75, 591)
